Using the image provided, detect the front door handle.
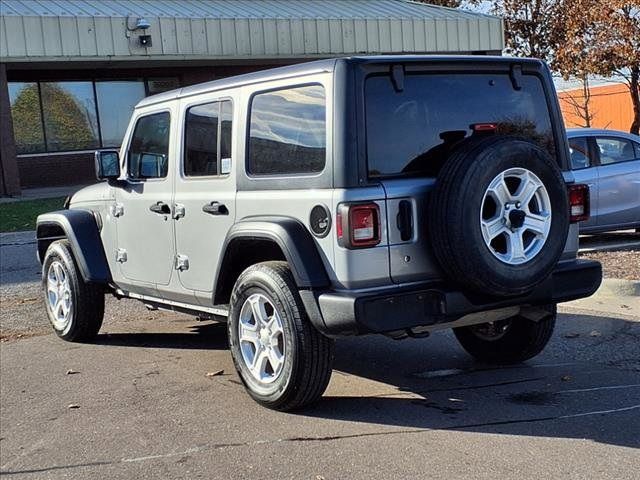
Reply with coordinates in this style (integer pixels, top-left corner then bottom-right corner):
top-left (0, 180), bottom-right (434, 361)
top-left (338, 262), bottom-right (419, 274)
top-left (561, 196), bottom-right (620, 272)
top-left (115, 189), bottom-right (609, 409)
top-left (149, 201), bottom-right (171, 214)
top-left (202, 201), bottom-right (228, 215)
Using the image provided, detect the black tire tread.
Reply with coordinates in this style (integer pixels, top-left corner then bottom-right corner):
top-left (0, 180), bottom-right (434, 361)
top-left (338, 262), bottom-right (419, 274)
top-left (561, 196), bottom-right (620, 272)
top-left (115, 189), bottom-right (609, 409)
top-left (43, 240), bottom-right (104, 342)
top-left (428, 135), bottom-right (569, 296)
top-left (453, 306), bottom-right (556, 364)
top-left (230, 261), bottom-right (334, 411)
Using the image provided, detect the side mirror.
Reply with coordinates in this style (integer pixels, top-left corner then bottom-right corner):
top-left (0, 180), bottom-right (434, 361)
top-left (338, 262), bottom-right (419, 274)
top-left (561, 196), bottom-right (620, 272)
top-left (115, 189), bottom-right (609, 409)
top-left (95, 150), bottom-right (121, 181)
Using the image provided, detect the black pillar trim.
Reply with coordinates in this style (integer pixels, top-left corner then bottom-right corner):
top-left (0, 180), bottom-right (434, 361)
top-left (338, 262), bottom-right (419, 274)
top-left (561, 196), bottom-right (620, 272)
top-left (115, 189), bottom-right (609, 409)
top-left (0, 64), bottom-right (21, 196)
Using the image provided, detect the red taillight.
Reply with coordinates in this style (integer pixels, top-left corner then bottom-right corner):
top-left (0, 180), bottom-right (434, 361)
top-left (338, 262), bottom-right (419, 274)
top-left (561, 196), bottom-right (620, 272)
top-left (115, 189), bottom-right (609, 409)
top-left (337, 202), bottom-right (381, 248)
top-left (568, 184), bottom-right (590, 223)
top-left (472, 123), bottom-right (498, 132)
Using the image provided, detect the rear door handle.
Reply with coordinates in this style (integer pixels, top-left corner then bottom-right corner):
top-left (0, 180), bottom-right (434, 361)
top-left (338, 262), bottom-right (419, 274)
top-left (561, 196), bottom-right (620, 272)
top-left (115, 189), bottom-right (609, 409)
top-left (149, 201), bottom-right (171, 214)
top-left (202, 201), bottom-right (228, 215)
top-left (396, 200), bottom-right (413, 241)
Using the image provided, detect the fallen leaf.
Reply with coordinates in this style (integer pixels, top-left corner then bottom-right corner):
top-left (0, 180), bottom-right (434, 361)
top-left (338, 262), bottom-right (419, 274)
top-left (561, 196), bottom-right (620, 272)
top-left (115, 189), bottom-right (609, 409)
top-left (67, 404), bottom-right (80, 409)
top-left (18, 297), bottom-right (38, 305)
top-left (589, 330), bottom-right (601, 337)
top-left (66, 369), bottom-right (80, 375)
top-left (563, 333), bottom-right (580, 339)
top-left (206, 370), bottom-right (224, 377)
top-left (620, 304), bottom-right (630, 309)
top-left (561, 375), bottom-right (571, 382)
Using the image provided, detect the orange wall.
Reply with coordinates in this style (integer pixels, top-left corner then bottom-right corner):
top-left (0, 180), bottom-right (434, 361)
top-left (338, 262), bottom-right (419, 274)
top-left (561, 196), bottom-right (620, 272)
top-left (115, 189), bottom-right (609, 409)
top-left (558, 84), bottom-right (633, 132)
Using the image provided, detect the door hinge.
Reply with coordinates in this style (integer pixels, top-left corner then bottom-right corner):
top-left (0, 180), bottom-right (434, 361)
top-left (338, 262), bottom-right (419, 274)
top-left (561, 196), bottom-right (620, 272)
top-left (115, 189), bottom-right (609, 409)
top-left (111, 203), bottom-right (124, 218)
top-left (116, 248), bottom-right (127, 263)
top-left (173, 203), bottom-right (185, 219)
top-left (175, 254), bottom-right (189, 271)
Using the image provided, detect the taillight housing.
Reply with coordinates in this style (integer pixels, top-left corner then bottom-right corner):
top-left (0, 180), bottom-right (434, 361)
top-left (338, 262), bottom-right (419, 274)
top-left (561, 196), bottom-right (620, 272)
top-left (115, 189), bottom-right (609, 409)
top-left (472, 122), bottom-right (498, 133)
top-left (568, 184), bottom-right (590, 223)
top-left (337, 202), bottom-right (381, 248)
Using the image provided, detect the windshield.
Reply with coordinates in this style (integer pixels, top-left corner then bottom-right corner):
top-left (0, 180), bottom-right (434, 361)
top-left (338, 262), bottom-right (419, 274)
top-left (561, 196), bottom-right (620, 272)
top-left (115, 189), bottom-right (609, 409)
top-left (365, 72), bottom-right (557, 178)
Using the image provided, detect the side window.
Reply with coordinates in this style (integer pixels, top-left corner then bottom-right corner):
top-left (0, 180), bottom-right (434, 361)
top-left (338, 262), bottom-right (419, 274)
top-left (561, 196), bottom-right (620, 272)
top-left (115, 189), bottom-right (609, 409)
top-left (248, 85), bottom-right (326, 176)
top-left (634, 141), bottom-right (640, 158)
top-left (128, 112), bottom-right (170, 179)
top-left (568, 137), bottom-right (592, 170)
top-left (184, 100), bottom-right (233, 177)
top-left (595, 137), bottom-right (636, 165)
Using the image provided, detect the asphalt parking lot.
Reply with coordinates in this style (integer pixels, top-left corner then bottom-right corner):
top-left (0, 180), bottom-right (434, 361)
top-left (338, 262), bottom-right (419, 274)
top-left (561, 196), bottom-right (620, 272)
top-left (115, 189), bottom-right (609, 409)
top-left (1, 233), bottom-right (639, 479)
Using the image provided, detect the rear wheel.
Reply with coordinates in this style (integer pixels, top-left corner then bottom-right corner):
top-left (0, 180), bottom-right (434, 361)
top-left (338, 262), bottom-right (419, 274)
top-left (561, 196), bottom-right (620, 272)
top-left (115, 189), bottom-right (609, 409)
top-left (42, 240), bottom-right (105, 342)
top-left (453, 305), bottom-right (556, 364)
top-left (227, 261), bottom-right (334, 411)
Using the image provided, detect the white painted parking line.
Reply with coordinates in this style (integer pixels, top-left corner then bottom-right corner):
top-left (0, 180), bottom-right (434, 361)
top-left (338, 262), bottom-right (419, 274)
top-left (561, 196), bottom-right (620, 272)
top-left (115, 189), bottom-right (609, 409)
top-left (558, 404), bottom-right (640, 419)
top-left (557, 384), bottom-right (640, 394)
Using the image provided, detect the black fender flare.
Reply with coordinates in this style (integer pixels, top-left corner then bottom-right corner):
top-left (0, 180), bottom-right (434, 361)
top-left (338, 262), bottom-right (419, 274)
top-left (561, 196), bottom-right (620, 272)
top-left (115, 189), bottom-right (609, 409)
top-left (215, 216), bottom-right (330, 291)
top-left (36, 209), bottom-right (111, 284)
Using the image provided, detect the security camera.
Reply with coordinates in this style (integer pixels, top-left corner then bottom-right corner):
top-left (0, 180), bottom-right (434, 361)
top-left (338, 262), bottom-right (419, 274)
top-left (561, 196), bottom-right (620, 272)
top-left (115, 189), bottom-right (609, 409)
top-left (135, 18), bottom-right (151, 30)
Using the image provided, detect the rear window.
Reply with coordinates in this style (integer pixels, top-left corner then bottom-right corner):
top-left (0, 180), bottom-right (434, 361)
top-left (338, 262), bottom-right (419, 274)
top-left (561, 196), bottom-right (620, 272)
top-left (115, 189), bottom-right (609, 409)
top-left (365, 73), bottom-right (556, 178)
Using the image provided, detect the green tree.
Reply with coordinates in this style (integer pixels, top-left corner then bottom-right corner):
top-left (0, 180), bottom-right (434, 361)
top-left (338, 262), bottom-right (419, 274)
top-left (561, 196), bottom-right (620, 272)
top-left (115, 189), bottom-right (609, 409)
top-left (11, 83), bottom-right (98, 152)
top-left (10, 84), bottom-right (45, 154)
top-left (40, 83), bottom-right (97, 151)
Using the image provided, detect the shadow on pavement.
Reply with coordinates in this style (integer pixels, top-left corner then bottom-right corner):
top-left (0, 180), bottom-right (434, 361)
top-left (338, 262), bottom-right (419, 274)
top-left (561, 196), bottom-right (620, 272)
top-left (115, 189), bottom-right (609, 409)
top-left (90, 312), bottom-right (639, 448)
top-left (301, 313), bottom-right (640, 449)
top-left (93, 322), bottom-right (228, 350)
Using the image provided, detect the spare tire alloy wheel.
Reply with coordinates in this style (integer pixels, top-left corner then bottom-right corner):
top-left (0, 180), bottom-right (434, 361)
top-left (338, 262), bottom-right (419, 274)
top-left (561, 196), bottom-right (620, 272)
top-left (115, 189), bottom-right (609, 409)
top-left (481, 167), bottom-right (552, 265)
top-left (428, 136), bottom-right (569, 296)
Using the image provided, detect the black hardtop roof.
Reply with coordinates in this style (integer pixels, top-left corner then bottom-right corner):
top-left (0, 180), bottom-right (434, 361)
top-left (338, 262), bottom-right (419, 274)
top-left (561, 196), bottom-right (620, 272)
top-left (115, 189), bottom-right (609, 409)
top-left (136, 55), bottom-right (545, 109)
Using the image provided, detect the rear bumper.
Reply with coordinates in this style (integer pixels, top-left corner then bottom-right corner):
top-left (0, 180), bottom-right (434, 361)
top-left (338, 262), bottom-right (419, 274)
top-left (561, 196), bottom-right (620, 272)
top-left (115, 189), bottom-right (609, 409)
top-left (303, 259), bottom-right (602, 336)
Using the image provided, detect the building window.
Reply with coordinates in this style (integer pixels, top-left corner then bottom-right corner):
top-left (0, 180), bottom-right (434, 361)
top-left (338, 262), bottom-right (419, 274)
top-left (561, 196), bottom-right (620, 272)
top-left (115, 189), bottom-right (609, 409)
top-left (96, 80), bottom-right (146, 148)
top-left (248, 85), bottom-right (326, 176)
top-left (147, 78), bottom-right (180, 96)
top-left (41, 82), bottom-right (100, 152)
top-left (184, 100), bottom-right (233, 177)
top-left (8, 82), bottom-right (45, 154)
top-left (7, 77), bottom-right (179, 155)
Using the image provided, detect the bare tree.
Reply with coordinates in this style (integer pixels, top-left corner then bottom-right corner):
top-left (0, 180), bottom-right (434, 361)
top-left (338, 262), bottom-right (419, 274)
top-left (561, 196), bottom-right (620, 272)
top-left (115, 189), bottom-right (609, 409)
top-left (559, 75), bottom-right (595, 128)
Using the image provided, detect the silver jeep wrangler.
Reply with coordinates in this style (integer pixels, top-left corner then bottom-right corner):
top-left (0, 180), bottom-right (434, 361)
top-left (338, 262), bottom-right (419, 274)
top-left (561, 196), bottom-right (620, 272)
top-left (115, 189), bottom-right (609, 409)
top-left (37, 56), bottom-right (602, 411)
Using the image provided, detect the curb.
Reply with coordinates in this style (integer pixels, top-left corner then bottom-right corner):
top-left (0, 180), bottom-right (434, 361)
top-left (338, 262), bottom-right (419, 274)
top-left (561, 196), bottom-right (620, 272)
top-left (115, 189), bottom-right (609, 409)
top-left (579, 241), bottom-right (640, 253)
top-left (0, 230), bottom-right (36, 247)
top-left (595, 278), bottom-right (640, 297)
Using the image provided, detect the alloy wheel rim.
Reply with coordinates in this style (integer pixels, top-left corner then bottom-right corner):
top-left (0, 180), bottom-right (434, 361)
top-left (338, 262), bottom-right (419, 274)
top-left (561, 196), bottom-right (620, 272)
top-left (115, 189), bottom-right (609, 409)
top-left (46, 261), bottom-right (73, 330)
top-left (238, 293), bottom-right (286, 384)
top-left (470, 320), bottom-right (512, 341)
top-left (480, 167), bottom-right (552, 265)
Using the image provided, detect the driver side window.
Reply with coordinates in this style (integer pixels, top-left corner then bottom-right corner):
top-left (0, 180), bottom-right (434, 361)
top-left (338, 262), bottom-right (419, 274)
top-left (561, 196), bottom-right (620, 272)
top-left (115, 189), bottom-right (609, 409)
top-left (128, 112), bottom-right (171, 179)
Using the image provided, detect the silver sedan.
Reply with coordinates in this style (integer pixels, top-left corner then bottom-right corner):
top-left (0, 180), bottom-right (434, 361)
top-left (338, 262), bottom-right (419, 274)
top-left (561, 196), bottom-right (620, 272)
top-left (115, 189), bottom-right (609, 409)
top-left (567, 128), bottom-right (640, 233)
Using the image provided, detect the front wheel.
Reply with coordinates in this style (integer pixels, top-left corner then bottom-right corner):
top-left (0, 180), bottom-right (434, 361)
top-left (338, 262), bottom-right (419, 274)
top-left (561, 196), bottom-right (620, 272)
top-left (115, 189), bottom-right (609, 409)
top-left (42, 240), bottom-right (105, 342)
top-left (453, 305), bottom-right (556, 364)
top-left (227, 261), bottom-right (334, 411)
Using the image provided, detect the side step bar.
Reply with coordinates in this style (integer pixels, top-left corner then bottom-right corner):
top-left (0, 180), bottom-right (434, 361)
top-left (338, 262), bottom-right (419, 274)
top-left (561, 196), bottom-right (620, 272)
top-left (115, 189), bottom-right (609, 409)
top-left (114, 289), bottom-right (229, 318)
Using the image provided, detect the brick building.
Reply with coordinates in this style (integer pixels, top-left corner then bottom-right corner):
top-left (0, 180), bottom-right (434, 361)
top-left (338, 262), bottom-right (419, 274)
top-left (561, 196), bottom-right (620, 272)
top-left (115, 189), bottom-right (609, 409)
top-left (0, 0), bottom-right (503, 196)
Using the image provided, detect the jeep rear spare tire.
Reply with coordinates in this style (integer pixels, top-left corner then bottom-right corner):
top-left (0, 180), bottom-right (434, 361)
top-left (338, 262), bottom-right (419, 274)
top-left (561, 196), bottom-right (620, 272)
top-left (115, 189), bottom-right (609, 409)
top-left (428, 136), bottom-right (569, 296)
